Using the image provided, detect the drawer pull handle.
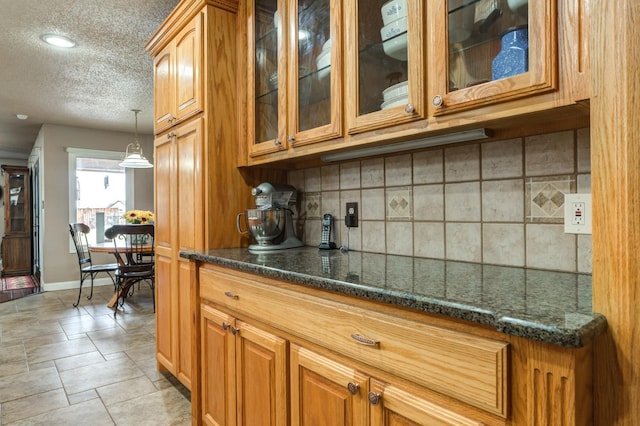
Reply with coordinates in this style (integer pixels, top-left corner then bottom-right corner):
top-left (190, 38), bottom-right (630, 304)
top-left (347, 382), bottom-right (360, 395)
top-left (224, 291), bottom-right (239, 300)
top-left (351, 334), bottom-right (380, 347)
top-left (230, 326), bottom-right (240, 335)
top-left (368, 392), bottom-right (381, 405)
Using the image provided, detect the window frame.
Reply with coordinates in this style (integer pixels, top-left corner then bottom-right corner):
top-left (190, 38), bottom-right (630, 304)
top-left (67, 148), bottom-right (135, 252)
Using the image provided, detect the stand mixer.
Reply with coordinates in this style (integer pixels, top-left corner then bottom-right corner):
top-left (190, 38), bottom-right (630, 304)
top-left (236, 182), bottom-right (304, 251)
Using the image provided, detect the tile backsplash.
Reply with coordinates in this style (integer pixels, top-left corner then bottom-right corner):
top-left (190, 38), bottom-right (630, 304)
top-left (288, 128), bottom-right (592, 273)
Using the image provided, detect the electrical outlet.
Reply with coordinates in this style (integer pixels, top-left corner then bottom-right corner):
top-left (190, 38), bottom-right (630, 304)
top-left (345, 202), bottom-right (358, 228)
top-left (564, 193), bottom-right (592, 234)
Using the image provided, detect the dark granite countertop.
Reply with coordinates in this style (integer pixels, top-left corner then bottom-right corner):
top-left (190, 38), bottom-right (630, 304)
top-left (181, 247), bottom-right (607, 348)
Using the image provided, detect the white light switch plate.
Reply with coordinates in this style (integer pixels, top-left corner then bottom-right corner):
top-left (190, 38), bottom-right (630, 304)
top-left (564, 193), bottom-right (592, 234)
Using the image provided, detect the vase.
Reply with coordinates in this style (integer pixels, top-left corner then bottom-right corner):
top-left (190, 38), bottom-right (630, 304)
top-left (491, 26), bottom-right (529, 80)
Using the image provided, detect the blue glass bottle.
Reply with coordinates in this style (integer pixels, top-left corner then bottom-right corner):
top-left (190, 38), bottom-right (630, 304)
top-left (492, 26), bottom-right (529, 80)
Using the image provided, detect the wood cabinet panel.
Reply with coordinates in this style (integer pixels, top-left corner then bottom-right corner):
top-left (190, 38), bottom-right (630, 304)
top-left (153, 118), bottom-right (203, 390)
top-left (153, 45), bottom-right (173, 133)
top-left (177, 258), bottom-right (194, 388)
top-left (201, 303), bottom-right (288, 426)
top-left (201, 304), bottom-right (236, 426)
top-left (236, 319), bottom-right (288, 426)
top-left (369, 378), bottom-right (483, 426)
top-left (153, 11), bottom-right (203, 134)
top-left (174, 12), bottom-right (203, 121)
top-left (155, 253), bottom-right (175, 373)
top-left (290, 344), bottom-right (368, 426)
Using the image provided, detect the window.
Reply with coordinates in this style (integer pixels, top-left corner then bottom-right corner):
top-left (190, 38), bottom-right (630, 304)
top-left (68, 148), bottom-right (134, 246)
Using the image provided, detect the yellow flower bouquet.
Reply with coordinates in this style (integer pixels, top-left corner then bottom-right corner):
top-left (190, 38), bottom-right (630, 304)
top-left (123, 209), bottom-right (155, 224)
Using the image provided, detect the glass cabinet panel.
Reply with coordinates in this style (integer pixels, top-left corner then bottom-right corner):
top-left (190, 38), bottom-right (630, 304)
top-left (433, 0), bottom-right (555, 114)
top-left (250, 0), bottom-right (341, 155)
top-left (297, 0), bottom-right (330, 132)
top-left (346, 0), bottom-right (425, 135)
top-left (288, 0), bottom-right (342, 147)
top-left (448, 0), bottom-right (528, 91)
top-left (254, 0), bottom-right (279, 143)
top-left (7, 171), bottom-right (27, 234)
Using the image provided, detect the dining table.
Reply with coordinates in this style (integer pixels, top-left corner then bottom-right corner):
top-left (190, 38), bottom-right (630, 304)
top-left (89, 240), bottom-right (154, 307)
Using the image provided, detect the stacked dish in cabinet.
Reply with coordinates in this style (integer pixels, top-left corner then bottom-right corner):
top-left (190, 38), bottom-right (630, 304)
top-left (315, 39), bottom-right (331, 81)
top-left (380, 0), bottom-right (408, 109)
top-left (380, 0), bottom-right (407, 61)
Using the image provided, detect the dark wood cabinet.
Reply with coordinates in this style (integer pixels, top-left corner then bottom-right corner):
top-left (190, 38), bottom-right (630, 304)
top-left (2, 165), bottom-right (31, 276)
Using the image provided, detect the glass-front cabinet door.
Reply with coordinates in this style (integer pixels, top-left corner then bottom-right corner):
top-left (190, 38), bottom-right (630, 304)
top-left (6, 169), bottom-right (28, 234)
top-left (345, 0), bottom-right (425, 135)
top-left (248, 0), bottom-right (287, 157)
top-left (248, 0), bottom-right (342, 157)
top-left (430, 0), bottom-right (556, 115)
top-left (287, 0), bottom-right (342, 147)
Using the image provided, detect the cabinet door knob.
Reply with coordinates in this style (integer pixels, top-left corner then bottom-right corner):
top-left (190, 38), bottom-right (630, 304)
top-left (287, 135), bottom-right (295, 143)
top-left (274, 139), bottom-right (282, 147)
top-left (222, 322), bottom-right (229, 331)
top-left (347, 382), bottom-right (360, 395)
top-left (404, 103), bottom-right (415, 114)
top-left (224, 291), bottom-right (239, 300)
top-left (432, 95), bottom-right (444, 108)
top-left (230, 326), bottom-right (240, 335)
top-left (350, 334), bottom-right (380, 347)
top-left (368, 392), bottom-right (381, 405)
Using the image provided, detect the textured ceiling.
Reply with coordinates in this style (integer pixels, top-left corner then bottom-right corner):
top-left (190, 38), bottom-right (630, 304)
top-left (0, 0), bottom-right (181, 159)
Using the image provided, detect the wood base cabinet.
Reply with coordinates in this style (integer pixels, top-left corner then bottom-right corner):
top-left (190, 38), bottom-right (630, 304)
top-left (201, 303), bottom-right (288, 426)
top-left (195, 264), bottom-right (594, 426)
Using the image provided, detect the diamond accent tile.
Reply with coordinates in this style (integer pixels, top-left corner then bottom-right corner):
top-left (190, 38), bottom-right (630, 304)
top-left (386, 187), bottom-right (412, 221)
top-left (527, 177), bottom-right (575, 222)
top-left (304, 192), bottom-right (321, 219)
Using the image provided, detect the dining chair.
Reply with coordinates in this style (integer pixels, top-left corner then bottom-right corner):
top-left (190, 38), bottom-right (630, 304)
top-left (69, 223), bottom-right (119, 307)
top-left (104, 224), bottom-right (155, 316)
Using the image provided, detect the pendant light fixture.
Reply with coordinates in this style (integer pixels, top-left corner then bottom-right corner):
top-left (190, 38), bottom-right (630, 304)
top-left (119, 109), bottom-right (153, 168)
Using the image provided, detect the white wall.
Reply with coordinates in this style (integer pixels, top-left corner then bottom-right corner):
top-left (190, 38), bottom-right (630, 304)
top-left (37, 124), bottom-right (154, 288)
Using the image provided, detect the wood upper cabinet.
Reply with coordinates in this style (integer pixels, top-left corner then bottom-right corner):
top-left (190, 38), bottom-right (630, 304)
top-left (201, 303), bottom-right (288, 426)
top-left (247, 0), bottom-right (343, 157)
top-left (345, 0), bottom-right (426, 135)
top-left (428, 0), bottom-right (557, 115)
top-left (153, 12), bottom-right (203, 134)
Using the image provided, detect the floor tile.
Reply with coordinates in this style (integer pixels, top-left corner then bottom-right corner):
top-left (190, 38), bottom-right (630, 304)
top-left (0, 366), bottom-right (62, 403)
top-left (0, 289), bottom-right (191, 425)
top-left (107, 387), bottom-right (191, 426)
top-left (1, 388), bottom-right (68, 424)
top-left (6, 398), bottom-right (114, 426)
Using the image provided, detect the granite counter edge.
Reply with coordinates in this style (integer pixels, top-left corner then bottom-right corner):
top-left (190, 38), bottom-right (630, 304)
top-left (182, 251), bottom-right (607, 348)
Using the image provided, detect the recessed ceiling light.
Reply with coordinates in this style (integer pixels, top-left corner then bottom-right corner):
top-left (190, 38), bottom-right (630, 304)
top-left (16, 114), bottom-right (28, 120)
top-left (41, 34), bottom-right (76, 48)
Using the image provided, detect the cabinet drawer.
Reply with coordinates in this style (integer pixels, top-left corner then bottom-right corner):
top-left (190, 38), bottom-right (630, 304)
top-left (200, 266), bottom-right (508, 417)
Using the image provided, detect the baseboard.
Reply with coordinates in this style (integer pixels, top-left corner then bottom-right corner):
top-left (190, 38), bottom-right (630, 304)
top-left (41, 277), bottom-right (114, 292)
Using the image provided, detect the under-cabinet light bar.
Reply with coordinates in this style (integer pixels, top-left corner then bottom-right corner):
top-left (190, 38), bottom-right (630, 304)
top-left (321, 128), bottom-right (491, 162)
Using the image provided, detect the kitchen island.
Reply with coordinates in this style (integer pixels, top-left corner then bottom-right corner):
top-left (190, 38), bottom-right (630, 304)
top-left (183, 247), bottom-right (603, 425)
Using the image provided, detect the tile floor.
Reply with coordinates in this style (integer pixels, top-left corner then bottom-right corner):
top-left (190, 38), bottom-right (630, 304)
top-left (0, 284), bottom-right (191, 425)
